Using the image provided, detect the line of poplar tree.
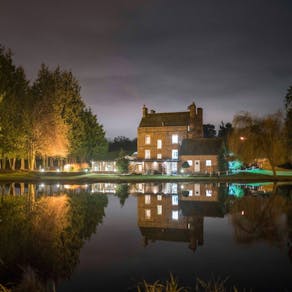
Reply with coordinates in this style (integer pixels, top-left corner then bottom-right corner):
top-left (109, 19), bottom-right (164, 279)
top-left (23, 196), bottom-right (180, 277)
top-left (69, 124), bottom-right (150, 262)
top-left (0, 45), bottom-right (107, 170)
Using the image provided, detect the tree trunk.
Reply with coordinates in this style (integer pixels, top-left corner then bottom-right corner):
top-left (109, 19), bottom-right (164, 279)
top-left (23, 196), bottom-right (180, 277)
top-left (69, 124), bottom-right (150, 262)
top-left (45, 155), bottom-right (48, 169)
top-left (8, 158), bottom-right (11, 169)
top-left (29, 155), bottom-right (36, 171)
top-left (270, 162), bottom-right (277, 177)
top-left (20, 182), bottom-right (25, 195)
top-left (11, 158), bottom-right (16, 170)
top-left (272, 181), bottom-right (278, 195)
top-left (20, 158), bottom-right (25, 170)
top-left (50, 157), bottom-right (54, 168)
top-left (9, 183), bottom-right (15, 196)
top-left (27, 184), bottom-right (36, 212)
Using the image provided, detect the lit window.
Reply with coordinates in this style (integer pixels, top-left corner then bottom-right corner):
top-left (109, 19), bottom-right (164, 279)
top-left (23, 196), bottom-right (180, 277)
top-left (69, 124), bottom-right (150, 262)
top-left (153, 185), bottom-right (159, 194)
top-left (206, 190), bottom-right (212, 197)
top-left (138, 183), bottom-right (143, 192)
top-left (172, 149), bottom-right (178, 159)
top-left (157, 139), bottom-right (162, 149)
top-left (171, 183), bottom-right (178, 193)
top-left (145, 150), bottom-right (151, 159)
top-left (172, 134), bottom-right (178, 144)
top-left (145, 209), bottom-right (151, 219)
top-left (172, 195), bottom-right (178, 205)
top-left (206, 160), bottom-right (212, 166)
top-left (172, 210), bottom-right (179, 220)
top-left (157, 194), bottom-right (162, 201)
top-left (157, 153), bottom-right (162, 159)
top-left (145, 135), bottom-right (151, 144)
top-left (189, 190), bottom-right (193, 196)
top-left (157, 205), bottom-right (162, 215)
top-left (187, 160), bottom-right (193, 166)
top-left (145, 195), bottom-right (151, 204)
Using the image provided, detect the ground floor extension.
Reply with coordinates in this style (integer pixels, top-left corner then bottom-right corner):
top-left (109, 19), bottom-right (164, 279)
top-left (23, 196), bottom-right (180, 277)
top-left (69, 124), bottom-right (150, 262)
top-left (129, 156), bottom-right (219, 175)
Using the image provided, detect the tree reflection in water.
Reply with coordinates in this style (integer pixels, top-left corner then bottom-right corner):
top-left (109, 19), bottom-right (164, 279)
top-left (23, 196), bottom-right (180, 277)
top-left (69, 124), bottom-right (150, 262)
top-left (229, 185), bottom-right (291, 250)
top-left (0, 183), bottom-right (108, 290)
top-left (0, 182), bottom-right (291, 290)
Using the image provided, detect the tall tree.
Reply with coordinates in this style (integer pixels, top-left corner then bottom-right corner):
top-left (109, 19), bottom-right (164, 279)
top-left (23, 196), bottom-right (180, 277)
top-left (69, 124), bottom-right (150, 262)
top-left (285, 86), bottom-right (292, 162)
top-left (228, 111), bottom-right (287, 176)
top-left (0, 46), bottom-right (29, 169)
top-left (0, 47), bottom-right (107, 170)
top-left (108, 136), bottom-right (137, 152)
top-left (69, 107), bottom-right (107, 162)
top-left (218, 121), bottom-right (232, 139)
top-left (203, 124), bottom-right (216, 138)
top-left (30, 65), bottom-right (107, 166)
top-left (29, 65), bottom-right (70, 169)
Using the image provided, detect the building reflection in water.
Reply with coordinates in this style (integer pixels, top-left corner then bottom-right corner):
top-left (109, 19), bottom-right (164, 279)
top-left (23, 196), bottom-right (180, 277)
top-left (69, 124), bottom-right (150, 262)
top-left (133, 183), bottom-right (225, 253)
top-left (91, 183), bottom-right (117, 194)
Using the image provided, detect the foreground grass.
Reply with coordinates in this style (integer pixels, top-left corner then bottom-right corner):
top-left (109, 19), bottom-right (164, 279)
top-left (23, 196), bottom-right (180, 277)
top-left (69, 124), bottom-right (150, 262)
top-left (137, 274), bottom-right (242, 292)
top-left (0, 170), bottom-right (291, 183)
top-left (1, 273), bottom-right (242, 292)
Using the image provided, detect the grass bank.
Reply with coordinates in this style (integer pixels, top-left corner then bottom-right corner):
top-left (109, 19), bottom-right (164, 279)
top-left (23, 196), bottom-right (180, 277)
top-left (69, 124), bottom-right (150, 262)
top-left (0, 170), bottom-right (292, 184)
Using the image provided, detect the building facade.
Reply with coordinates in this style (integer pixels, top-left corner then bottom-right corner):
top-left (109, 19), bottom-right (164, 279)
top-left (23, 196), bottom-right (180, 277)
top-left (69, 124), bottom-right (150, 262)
top-left (179, 138), bottom-right (223, 174)
top-left (136, 103), bottom-right (203, 174)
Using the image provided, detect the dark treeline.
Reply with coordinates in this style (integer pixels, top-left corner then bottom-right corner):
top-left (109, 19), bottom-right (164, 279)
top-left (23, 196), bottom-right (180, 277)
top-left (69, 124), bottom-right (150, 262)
top-left (203, 122), bottom-right (232, 139)
top-left (0, 46), bottom-right (107, 170)
top-left (108, 136), bottom-right (137, 153)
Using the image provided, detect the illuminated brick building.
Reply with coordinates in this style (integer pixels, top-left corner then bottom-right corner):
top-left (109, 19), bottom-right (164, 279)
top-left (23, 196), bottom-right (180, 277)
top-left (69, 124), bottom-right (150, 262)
top-left (134, 102), bottom-right (222, 174)
top-left (135, 102), bottom-right (203, 174)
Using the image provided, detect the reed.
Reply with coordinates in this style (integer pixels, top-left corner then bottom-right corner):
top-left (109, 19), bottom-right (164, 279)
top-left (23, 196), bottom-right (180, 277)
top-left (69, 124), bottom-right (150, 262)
top-left (137, 274), bottom-right (243, 292)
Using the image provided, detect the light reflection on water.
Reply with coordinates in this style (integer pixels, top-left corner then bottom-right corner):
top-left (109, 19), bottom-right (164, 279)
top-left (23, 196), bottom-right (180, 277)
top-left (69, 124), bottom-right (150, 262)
top-left (0, 182), bottom-right (291, 291)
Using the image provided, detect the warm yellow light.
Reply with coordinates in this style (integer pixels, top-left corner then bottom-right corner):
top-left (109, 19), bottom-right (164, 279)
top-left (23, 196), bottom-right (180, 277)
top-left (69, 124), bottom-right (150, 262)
top-left (64, 164), bottom-right (71, 171)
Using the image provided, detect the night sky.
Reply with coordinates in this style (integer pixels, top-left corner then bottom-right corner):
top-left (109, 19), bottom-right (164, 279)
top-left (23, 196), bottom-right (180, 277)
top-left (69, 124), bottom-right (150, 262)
top-left (1, 0), bottom-right (291, 138)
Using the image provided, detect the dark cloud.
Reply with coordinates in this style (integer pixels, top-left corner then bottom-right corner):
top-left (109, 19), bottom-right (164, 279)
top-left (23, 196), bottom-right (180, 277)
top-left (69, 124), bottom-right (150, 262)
top-left (1, 0), bottom-right (291, 138)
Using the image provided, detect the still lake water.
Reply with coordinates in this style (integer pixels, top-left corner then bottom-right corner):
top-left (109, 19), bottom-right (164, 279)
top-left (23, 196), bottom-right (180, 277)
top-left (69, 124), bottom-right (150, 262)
top-left (0, 182), bottom-right (291, 291)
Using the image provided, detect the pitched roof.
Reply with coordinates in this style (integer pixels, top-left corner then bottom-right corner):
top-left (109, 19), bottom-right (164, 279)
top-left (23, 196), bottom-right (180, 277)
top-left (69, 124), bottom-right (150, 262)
top-left (180, 138), bottom-right (223, 156)
top-left (180, 201), bottom-right (224, 218)
top-left (139, 112), bottom-right (190, 127)
top-left (139, 227), bottom-right (190, 242)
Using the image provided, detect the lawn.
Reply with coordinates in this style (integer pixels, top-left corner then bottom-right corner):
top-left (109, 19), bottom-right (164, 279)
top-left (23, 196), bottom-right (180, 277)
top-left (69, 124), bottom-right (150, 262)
top-left (0, 170), bottom-right (291, 183)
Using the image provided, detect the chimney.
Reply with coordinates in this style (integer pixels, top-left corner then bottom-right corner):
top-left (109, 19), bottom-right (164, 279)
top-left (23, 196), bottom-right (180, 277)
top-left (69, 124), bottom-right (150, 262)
top-left (142, 105), bottom-right (148, 117)
top-left (188, 102), bottom-right (196, 119)
top-left (197, 107), bottom-right (203, 122)
top-left (188, 102), bottom-right (196, 139)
